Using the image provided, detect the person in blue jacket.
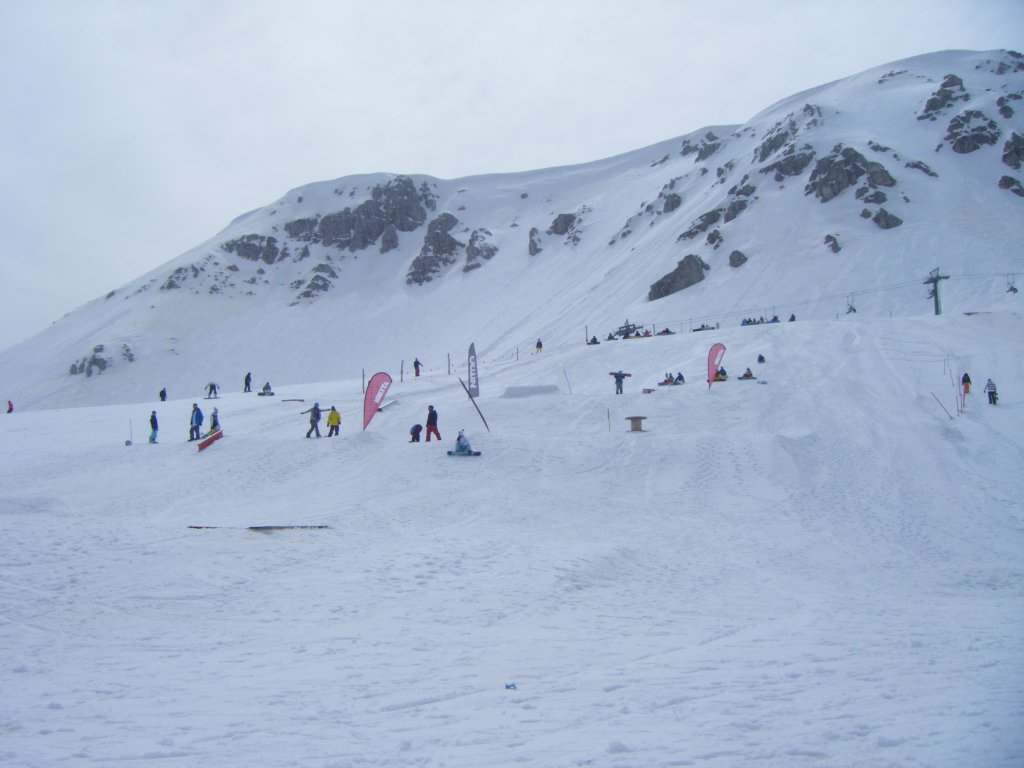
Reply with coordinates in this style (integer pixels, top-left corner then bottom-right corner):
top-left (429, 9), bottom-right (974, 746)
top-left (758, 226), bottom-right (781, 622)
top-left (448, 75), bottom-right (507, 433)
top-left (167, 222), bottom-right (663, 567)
top-left (189, 403), bottom-right (204, 441)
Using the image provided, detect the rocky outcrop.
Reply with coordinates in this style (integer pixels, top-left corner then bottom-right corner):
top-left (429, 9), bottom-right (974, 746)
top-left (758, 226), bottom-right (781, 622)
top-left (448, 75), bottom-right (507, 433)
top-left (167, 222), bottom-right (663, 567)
top-left (905, 160), bottom-right (938, 177)
top-left (68, 344), bottom-right (130, 377)
top-left (547, 213), bottom-right (577, 236)
top-left (917, 74), bottom-right (969, 121)
top-left (824, 234), bottom-right (842, 253)
top-left (1002, 133), bottom-right (1024, 170)
top-left (648, 254), bottom-right (709, 300)
top-left (944, 110), bottom-right (1001, 153)
top-left (221, 234), bottom-right (282, 265)
top-left (680, 132), bottom-right (721, 162)
top-left (728, 250), bottom-right (748, 267)
top-left (805, 145), bottom-right (896, 202)
top-left (528, 227), bottom-right (542, 255)
top-left (677, 209), bottom-right (722, 241)
top-left (872, 208), bottom-right (903, 229)
top-left (998, 175), bottom-right (1024, 198)
top-left (406, 213), bottom-right (464, 285)
top-left (464, 229), bottom-right (498, 272)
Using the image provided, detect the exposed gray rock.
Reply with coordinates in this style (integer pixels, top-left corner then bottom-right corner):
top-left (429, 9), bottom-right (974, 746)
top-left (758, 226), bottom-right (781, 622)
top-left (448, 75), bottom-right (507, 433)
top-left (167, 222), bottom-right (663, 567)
top-left (998, 175), bottom-right (1024, 197)
top-left (760, 149), bottom-right (815, 182)
top-left (662, 193), bottom-right (682, 213)
top-left (724, 199), bottom-right (748, 223)
top-left (728, 250), bottom-right (748, 267)
top-left (677, 209), bottom-right (722, 241)
top-left (528, 227), bottom-right (542, 255)
top-left (68, 345), bottom-right (113, 377)
top-left (824, 234), bottom-right (842, 253)
top-left (917, 74), bottom-right (969, 121)
top-left (648, 254), bottom-right (709, 300)
top-left (945, 110), bottom-right (1001, 153)
top-left (707, 229), bottom-right (723, 249)
top-left (464, 229), bottom-right (498, 272)
top-left (221, 234), bottom-right (282, 265)
top-left (857, 188), bottom-right (888, 205)
top-left (547, 213), bottom-right (577, 236)
top-left (872, 208), bottom-right (903, 229)
top-left (805, 145), bottom-right (896, 202)
top-left (905, 160), bottom-right (938, 177)
top-left (294, 274), bottom-right (332, 302)
top-left (1002, 133), bottom-right (1024, 170)
top-left (380, 224), bottom-right (399, 254)
top-left (996, 92), bottom-right (1021, 119)
top-left (406, 213), bottom-right (464, 285)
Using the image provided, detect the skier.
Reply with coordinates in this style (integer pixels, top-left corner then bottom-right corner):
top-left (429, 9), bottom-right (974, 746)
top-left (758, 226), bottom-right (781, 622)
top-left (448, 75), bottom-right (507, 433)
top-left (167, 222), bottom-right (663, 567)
top-left (149, 411), bottom-right (158, 443)
top-left (209, 408), bottom-right (220, 433)
top-left (326, 406), bottom-right (341, 437)
top-left (410, 424), bottom-right (423, 442)
top-left (609, 370), bottom-right (631, 394)
top-left (961, 372), bottom-right (971, 395)
top-left (159, 388), bottom-right (167, 402)
top-left (425, 405), bottom-right (441, 442)
top-left (244, 372), bottom-right (252, 393)
top-left (302, 402), bottom-right (323, 438)
top-left (984, 378), bottom-right (998, 405)
top-left (189, 404), bottom-right (204, 441)
top-left (207, 382), bottom-right (219, 399)
top-left (413, 358), bottom-right (422, 377)
top-left (536, 338), bottom-right (543, 353)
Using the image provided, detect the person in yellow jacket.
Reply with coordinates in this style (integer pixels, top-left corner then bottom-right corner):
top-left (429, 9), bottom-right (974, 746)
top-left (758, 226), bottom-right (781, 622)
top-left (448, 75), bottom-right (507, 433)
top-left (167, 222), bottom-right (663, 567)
top-left (326, 406), bottom-right (341, 437)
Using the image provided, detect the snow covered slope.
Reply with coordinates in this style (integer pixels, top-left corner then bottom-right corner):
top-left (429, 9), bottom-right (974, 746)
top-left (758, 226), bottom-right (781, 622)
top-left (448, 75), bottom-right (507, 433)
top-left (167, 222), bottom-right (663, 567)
top-left (2, 311), bottom-right (1022, 767)
top-left (2, 49), bottom-right (1023, 410)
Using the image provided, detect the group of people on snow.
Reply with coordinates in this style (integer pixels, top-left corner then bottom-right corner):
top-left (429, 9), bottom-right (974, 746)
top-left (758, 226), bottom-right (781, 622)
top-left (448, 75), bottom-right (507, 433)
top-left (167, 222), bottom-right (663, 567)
top-left (962, 373), bottom-right (999, 405)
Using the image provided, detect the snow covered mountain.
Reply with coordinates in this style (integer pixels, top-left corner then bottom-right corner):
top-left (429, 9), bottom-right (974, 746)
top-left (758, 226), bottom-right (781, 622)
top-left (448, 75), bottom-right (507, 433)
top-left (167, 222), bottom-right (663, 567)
top-left (2, 48), bottom-right (1023, 410)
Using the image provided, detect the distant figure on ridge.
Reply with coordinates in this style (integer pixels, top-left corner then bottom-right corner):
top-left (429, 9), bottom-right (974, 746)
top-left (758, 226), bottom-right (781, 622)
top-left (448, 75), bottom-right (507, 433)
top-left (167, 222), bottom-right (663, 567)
top-left (244, 372), bottom-right (252, 393)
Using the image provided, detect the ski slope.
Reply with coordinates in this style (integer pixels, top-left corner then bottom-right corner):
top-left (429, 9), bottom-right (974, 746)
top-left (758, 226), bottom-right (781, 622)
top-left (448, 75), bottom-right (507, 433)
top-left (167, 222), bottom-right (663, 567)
top-left (2, 312), bottom-right (1022, 767)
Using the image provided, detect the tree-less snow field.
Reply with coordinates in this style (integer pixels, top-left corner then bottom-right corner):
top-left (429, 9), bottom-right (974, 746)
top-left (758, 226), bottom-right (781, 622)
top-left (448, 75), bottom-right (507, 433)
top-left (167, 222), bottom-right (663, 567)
top-left (2, 312), bottom-right (1022, 767)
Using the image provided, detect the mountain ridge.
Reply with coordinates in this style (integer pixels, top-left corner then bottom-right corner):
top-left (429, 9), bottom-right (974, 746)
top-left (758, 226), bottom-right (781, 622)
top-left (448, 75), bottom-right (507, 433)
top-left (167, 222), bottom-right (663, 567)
top-left (2, 48), bottom-right (1022, 410)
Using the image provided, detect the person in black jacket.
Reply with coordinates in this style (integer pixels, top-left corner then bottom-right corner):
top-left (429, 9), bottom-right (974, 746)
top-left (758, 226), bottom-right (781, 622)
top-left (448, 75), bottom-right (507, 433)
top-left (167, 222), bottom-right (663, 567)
top-left (425, 405), bottom-right (441, 442)
top-left (149, 411), bottom-right (158, 443)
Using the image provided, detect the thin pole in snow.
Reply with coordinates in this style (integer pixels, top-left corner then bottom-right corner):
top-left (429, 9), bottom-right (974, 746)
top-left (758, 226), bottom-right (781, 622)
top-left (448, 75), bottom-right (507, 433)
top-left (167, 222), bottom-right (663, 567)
top-left (563, 368), bottom-right (573, 395)
top-left (931, 392), bottom-right (954, 420)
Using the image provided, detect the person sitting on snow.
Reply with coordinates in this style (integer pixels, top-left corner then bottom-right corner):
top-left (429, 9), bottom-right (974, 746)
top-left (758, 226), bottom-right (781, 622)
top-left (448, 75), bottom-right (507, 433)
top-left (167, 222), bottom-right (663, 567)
top-left (675, 372), bottom-right (685, 384)
top-left (715, 367), bottom-right (728, 381)
top-left (454, 429), bottom-right (473, 455)
top-left (740, 368), bottom-right (755, 379)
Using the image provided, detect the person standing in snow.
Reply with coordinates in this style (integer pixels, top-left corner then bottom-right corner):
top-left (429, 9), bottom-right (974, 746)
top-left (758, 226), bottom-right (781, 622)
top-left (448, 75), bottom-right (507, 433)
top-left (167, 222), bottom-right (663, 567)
top-left (425, 405), bottom-right (441, 442)
top-left (149, 411), bottom-right (158, 443)
top-left (413, 358), bottom-right (422, 377)
top-left (326, 406), bottom-right (341, 437)
top-left (961, 372), bottom-right (971, 395)
top-left (535, 338), bottom-right (543, 353)
top-left (207, 382), bottom-right (219, 399)
top-left (983, 378), bottom-right (998, 405)
top-left (189, 403), bottom-right (204, 441)
top-left (610, 370), bottom-right (631, 394)
top-left (159, 388), bottom-right (167, 402)
top-left (302, 402), bottom-right (323, 438)
top-left (244, 372), bottom-right (252, 393)
top-left (209, 408), bottom-right (220, 433)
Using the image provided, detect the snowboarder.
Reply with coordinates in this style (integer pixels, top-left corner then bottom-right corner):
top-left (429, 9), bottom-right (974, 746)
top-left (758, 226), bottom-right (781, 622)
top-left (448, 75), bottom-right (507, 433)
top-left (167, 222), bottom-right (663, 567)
top-left (675, 372), bottom-right (685, 384)
top-left (302, 403), bottom-right (323, 438)
top-left (189, 404), bottom-right (204, 441)
top-left (159, 388), bottom-right (167, 402)
top-left (149, 411), bottom-right (158, 443)
top-left (740, 368), bottom-right (755, 379)
top-left (610, 371), bottom-right (631, 394)
top-left (6, 400), bottom-right (11, 414)
top-left (536, 338), bottom-right (543, 353)
top-left (326, 406), bottom-right (340, 437)
top-left (209, 408), bottom-right (220, 433)
top-left (984, 378), bottom-right (998, 405)
top-left (425, 405), bottom-right (441, 442)
top-left (413, 358), bottom-right (422, 377)
top-left (961, 372), bottom-right (971, 395)
top-left (260, 382), bottom-right (274, 396)
top-left (207, 382), bottom-right (219, 399)
top-left (454, 429), bottom-right (473, 455)
top-left (410, 424), bottom-right (423, 442)
top-left (244, 372), bottom-right (252, 393)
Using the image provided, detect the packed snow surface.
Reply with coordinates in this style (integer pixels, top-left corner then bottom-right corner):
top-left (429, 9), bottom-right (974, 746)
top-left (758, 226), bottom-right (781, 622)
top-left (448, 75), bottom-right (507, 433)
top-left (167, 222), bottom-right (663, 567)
top-left (2, 312), bottom-right (1023, 767)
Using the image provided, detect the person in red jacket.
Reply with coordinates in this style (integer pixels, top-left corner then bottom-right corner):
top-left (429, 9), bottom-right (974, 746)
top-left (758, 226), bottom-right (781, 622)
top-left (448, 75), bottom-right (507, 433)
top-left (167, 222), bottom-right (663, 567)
top-left (425, 405), bottom-right (441, 442)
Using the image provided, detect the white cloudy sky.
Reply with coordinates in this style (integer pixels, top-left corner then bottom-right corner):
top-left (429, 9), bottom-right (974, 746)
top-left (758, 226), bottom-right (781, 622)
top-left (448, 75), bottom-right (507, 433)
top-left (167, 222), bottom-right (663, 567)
top-left (1, 0), bottom-right (1021, 352)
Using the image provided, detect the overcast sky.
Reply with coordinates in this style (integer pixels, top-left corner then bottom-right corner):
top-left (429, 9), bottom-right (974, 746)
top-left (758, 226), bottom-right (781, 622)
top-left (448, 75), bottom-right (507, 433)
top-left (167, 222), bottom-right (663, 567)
top-left (1, 0), bottom-right (1021, 352)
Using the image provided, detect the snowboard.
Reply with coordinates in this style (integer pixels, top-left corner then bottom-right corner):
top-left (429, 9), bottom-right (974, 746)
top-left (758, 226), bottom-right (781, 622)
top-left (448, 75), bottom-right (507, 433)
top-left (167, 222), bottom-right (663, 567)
top-left (447, 450), bottom-right (481, 457)
top-left (197, 429), bottom-right (223, 452)
top-left (738, 376), bottom-right (758, 381)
